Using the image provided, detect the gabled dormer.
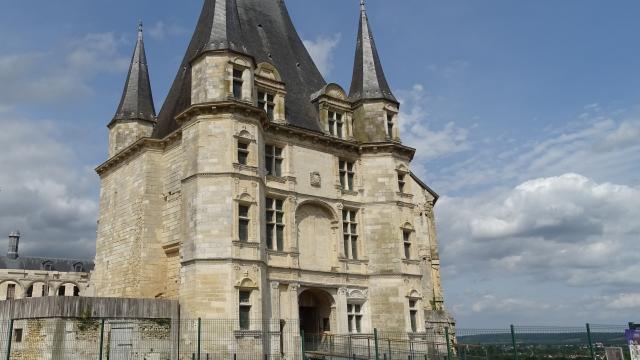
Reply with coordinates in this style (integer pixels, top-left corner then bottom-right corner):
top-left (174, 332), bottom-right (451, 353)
top-left (312, 84), bottom-right (354, 141)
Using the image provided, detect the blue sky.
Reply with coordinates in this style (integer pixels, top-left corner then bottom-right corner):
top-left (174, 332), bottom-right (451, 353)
top-left (0, 0), bottom-right (639, 327)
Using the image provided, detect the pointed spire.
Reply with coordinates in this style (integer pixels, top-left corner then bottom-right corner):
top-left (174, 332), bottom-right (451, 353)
top-left (349, 0), bottom-right (397, 103)
top-left (111, 21), bottom-right (156, 125)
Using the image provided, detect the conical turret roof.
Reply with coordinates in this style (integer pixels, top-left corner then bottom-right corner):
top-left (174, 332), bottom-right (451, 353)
top-left (349, 1), bottom-right (397, 104)
top-left (111, 22), bottom-right (156, 125)
top-left (154, 0), bottom-right (327, 138)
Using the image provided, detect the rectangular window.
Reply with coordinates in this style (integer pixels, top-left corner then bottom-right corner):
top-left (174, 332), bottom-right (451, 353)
top-left (14, 329), bottom-right (22, 343)
top-left (239, 291), bottom-right (251, 330)
top-left (386, 112), bottom-right (395, 138)
top-left (409, 300), bottom-right (418, 333)
top-left (239, 205), bottom-right (250, 242)
top-left (233, 68), bottom-right (244, 99)
top-left (238, 142), bottom-right (249, 165)
top-left (328, 111), bottom-right (344, 138)
top-left (403, 230), bottom-right (412, 260)
top-left (398, 173), bottom-right (406, 193)
top-left (6, 284), bottom-right (15, 300)
top-left (58, 286), bottom-right (65, 296)
top-left (265, 145), bottom-right (284, 177)
top-left (258, 91), bottom-right (276, 121)
top-left (266, 198), bottom-right (285, 251)
top-left (343, 210), bottom-right (358, 260)
top-left (41, 284), bottom-right (48, 297)
top-left (339, 160), bottom-right (355, 191)
top-left (347, 304), bottom-right (363, 333)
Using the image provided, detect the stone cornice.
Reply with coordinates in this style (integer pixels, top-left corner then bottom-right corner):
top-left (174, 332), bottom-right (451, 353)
top-left (360, 142), bottom-right (416, 161)
top-left (95, 129), bottom-right (181, 176)
top-left (175, 101), bottom-right (269, 127)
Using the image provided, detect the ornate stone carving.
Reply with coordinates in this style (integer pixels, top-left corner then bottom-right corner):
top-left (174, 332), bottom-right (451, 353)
top-left (310, 172), bottom-right (321, 187)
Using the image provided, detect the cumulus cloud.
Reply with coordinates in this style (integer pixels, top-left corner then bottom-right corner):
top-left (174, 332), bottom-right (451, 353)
top-left (0, 117), bottom-right (98, 259)
top-left (0, 32), bottom-right (129, 107)
top-left (438, 173), bottom-right (640, 288)
top-left (303, 33), bottom-right (341, 77)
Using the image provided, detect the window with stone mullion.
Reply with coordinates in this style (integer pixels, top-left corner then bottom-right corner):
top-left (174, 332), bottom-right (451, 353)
top-left (347, 303), bottom-right (363, 333)
top-left (265, 145), bottom-right (283, 177)
top-left (328, 111), bottom-right (344, 138)
top-left (342, 210), bottom-right (358, 260)
top-left (339, 160), bottom-right (355, 191)
top-left (403, 230), bottom-right (412, 260)
top-left (258, 91), bottom-right (275, 121)
top-left (266, 198), bottom-right (285, 251)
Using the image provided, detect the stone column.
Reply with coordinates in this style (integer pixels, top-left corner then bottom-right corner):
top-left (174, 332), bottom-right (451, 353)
top-left (270, 281), bottom-right (281, 355)
top-left (336, 287), bottom-right (349, 334)
top-left (287, 283), bottom-right (300, 359)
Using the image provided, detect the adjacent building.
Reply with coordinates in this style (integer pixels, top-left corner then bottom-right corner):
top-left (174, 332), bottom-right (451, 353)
top-left (0, 231), bottom-right (93, 300)
top-left (90, 0), bottom-right (452, 335)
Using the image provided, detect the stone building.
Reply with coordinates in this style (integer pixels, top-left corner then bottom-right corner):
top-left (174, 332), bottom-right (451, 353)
top-left (0, 231), bottom-right (93, 300)
top-left (92, 0), bottom-right (452, 335)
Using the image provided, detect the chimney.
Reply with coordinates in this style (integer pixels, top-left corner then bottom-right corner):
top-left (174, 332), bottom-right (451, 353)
top-left (8, 231), bottom-right (19, 259)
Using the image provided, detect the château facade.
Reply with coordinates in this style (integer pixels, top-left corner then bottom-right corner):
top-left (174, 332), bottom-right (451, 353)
top-left (91, 0), bottom-right (451, 335)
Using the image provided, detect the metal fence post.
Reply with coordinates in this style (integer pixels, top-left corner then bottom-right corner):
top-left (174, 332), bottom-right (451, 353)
top-left (586, 323), bottom-right (595, 360)
top-left (98, 319), bottom-right (105, 360)
top-left (444, 326), bottom-right (452, 360)
top-left (300, 330), bottom-right (305, 360)
top-left (5, 319), bottom-right (13, 360)
top-left (510, 325), bottom-right (518, 360)
top-left (374, 328), bottom-right (380, 360)
top-left (197, 318), bottom-right (202, 360)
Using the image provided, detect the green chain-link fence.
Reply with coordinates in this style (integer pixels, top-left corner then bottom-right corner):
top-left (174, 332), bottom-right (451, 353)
top-left (0, 318), bottom-right (634, 360)
top-left (456, 324), bottom-right (629, 360)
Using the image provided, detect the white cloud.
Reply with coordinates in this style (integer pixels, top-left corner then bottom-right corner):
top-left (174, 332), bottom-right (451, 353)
top-left (438, 173), bottom-right (640, 289)
top-left (606, 293), bottom-right (640, 310)
top-left (0, 32), bottom-right (129, 107)
top-left (0, 117), bottom-right (98, 259)
top-left (397, 84), bottom-right (471, 168)
top-left (470, 295), bottom-right (553, 313)
top-left (303, 33), bottom-right (341, 77)
top-left (147, 21), bottom-right (187, 41)
top-left (433, 113), bottom-right (640, 194)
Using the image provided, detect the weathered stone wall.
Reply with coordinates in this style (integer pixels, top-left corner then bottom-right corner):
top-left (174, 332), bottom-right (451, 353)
top-left (108, 120), bottom-right (154, 157)
top-left (92, 50), bottom-right (450, 334)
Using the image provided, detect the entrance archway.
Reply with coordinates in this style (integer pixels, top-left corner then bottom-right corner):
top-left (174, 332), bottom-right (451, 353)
top-left (298, 289), bottom-right (334, 335)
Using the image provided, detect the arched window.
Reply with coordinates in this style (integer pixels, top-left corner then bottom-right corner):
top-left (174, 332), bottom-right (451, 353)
top-left (73, 263), bottom-right (84, 272)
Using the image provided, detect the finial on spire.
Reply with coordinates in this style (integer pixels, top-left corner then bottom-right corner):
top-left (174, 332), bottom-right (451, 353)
top-left (138, 20), bottom-right (143, 33)
top-left (360, 0), bottom-right (366, 11)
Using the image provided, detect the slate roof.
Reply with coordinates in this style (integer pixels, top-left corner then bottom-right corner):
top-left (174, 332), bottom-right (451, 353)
top-left (349, 0), bottom-right (397, 104)
top-left (154, 0), bottom-right (327, 138)
top-left (0, 255), bottom-right (94, 273)
top-left (111, 22), bottom-right (156, 126)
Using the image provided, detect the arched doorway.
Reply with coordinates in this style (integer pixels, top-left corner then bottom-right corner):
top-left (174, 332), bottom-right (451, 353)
top-left (298, 289), bottom-right (334, 335)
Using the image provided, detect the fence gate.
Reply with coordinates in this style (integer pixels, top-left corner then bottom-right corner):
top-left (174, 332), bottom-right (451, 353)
top-left (109, 322), bottom-right (134, 360)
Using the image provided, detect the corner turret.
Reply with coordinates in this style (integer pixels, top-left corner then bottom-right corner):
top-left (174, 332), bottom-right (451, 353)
top-left (349, 0), bottom-right (400, 143)
top-left (108, 22), bottom-right (156, 157)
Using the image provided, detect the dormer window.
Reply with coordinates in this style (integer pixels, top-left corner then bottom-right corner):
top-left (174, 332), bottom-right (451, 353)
top-left (328, 111), bottom-right (344, 138)
top-left (74, 263), bottom-right (84, 273)
top-left (258, 91), bottom-right (275, 121)
top-left (42, 261), bottom-right (53, 271)
top-left (233, 68), bottom-right (244, 99)
top-left (386, 112), bottom-right (395, 139)
top-left (398, 172), bottom-right (406, 193)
